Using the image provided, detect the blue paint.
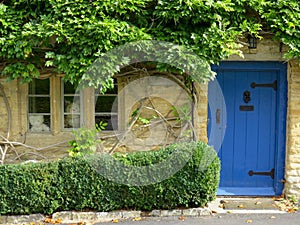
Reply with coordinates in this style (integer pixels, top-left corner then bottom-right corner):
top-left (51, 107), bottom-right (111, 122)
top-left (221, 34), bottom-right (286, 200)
top-left (208, 61), bottom-right (287, 196)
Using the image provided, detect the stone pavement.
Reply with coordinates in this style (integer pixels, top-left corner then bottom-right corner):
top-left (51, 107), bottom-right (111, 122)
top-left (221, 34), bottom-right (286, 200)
top-left (0, 198), bottom-right (297, 225)
top-left (94, 212), bottom-right (300, 225)
top-left (0, 207), bottom-right (211, 224)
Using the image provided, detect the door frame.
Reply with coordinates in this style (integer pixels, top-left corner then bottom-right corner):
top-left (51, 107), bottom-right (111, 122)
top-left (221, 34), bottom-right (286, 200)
top-left (210, 61), bottom-right (287, 196)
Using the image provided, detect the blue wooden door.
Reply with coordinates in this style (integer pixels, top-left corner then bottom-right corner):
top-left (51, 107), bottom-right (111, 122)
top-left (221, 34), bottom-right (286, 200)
top-left (209, 62), bottom-right (287, 196)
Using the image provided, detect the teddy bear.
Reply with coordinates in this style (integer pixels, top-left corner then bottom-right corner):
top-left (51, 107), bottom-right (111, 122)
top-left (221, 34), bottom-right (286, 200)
top-left (29, 115), bottom-right (50, 132)
top-left (65, 101), bottom-right (80, 128)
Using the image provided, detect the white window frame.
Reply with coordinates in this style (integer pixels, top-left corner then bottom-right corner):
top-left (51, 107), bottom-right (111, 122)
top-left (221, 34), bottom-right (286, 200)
top-left (94, 80), bottom-right (118, 131)
top-left (61, 80), bottom-right (83, 130)
top-left (27, 78), bottom-right (51, 132)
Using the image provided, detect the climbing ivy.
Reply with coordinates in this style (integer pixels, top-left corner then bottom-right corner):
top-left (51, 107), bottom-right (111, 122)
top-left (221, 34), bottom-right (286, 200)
top-left (0, 0), bottom-right (299, 86)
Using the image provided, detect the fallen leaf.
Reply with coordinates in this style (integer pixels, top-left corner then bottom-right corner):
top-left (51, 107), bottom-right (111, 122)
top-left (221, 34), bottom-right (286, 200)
top-left (255, 201), bottom-right (262, 205)
top-left (54, 218), bottom-right (62, 224)
top-left (270, 216), bottom-right (276, 219)
top-left (220, 199), bottom-right (229, 204)
top-left (44, 218), bottom-right (53, 223)
top-left (246, 219), bottom-right (253, 223)
top-left (227, 210), bottom-right (233, 214)
top-left (78, 222), bottom-right (86, 225)
top-left (112, 219), bottom-right (119, 223)
top-left (132, 217), bottom-right (142, 221)
top-left (178, 215), bottom-right (185, 221)
top-left (288, 208), bottom-right (296, 213)
top-left (211, 210), bottom-right (218, 214)
top-left (238, 204), bottom-right (244, 208)
top-left (219, 203), bottom-right (224, 208)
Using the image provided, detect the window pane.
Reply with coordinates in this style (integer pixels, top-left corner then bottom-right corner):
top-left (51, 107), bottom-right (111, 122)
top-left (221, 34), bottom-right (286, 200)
top-left (64, 96), bottom-right (81, 113)
top-left (28, 97), bottom-right (50, 113)
top-left (28, 78), bottom-right (51, 132)
top-left (95, 115), bottom-right (117, 130)
top-left (64, 114), bottom-right (80, 128)
top-left (28, 114), bottom-right (50, 132)
top-left (62, 80), bottom-right (82, 129)
top-left (64, 82), bottom-right (78, 94)
top-left (95, 96), bottom-right (117, 113)
top-left (28, 79), bottom-right (50, 95)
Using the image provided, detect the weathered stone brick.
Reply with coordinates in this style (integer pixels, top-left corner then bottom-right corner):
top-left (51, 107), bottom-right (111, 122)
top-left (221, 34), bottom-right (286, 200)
top-left (94, 212), bottom-right (113, 222)
top-left (160, 209), bottom-right (182, 217)
top-left (285, 59), bottom-right (300, 197)
top-left (122, 210), bottom-right (141, 218)
top-left (182, 208), bottom-right (201, 216)
top-left (106, 211), bottom-right (123, 219)
top-left (52, 211), bottom-right (72, 221)
top-left (29, 214), bottom-right (45, 222)
top-left (71, 212), bottom-right (96, 221)
top-left (0, 215), bottom-right (7, 224)
top-left (6, 215), bottom-right (29, 224)
top-left (148, 210), bottom-right (161, 217)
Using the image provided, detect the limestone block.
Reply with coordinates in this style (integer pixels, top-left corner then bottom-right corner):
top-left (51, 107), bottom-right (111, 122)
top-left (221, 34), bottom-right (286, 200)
top-left (72, 212), bottom-right (96, 221)
top-left (106, 211), bottom-right (123, 219)
top-left (160, 209), bottom-right (182, 217)
top-left (52, 211), bottom-right (73, 221)
top-left (286, 176), bottom-right (300, 184)
top-left (198, 208), bottom-right (211, 216)
top-left (147, 210), bottom-right (161, 217)
top-left (285, 189), bottom-right (300, 198)
top-left (6, 215), bottom-right (30, 224)
top-left (0, 216), bottom-right (7, 224)
top-left (122, 210), bottom-right (141, 218)
top-left (285, 170), bottom-right (300, 176)
top-left (182, 208), bottom-right (202, 216)
top-left (94, 212), bottom-right (114, 222)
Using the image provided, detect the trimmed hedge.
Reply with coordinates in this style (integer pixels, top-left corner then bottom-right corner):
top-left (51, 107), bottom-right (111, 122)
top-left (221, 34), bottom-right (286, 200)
top-left (0, 141), bottom-right (220, 215)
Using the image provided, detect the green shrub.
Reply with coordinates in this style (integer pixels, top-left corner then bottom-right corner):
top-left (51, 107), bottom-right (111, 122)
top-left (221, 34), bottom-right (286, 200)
top-left (0, 141), bottom-right (220, 215)
top-left (0, 161), bottom-right (61, 215)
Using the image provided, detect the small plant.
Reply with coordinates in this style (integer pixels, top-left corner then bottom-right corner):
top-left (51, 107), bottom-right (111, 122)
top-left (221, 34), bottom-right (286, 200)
top-left (68, 122), bottom-right (107, 157)
top-left (274, 195), bottom-right (300, 213)
top-left (130, 108), bottom-right (157, 125)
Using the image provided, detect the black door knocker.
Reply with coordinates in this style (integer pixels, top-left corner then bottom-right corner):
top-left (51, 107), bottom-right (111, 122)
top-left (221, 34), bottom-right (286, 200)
top-left (243, 90), bottom-right (251, 103)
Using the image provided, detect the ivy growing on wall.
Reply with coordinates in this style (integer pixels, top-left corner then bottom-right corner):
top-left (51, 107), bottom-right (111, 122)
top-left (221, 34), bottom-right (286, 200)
top-left (0, 0), bottom-right (299, 86)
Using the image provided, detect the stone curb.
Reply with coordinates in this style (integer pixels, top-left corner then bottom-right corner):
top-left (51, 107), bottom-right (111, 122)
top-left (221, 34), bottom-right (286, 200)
top-left (0, 208), bottom-right (211, 224)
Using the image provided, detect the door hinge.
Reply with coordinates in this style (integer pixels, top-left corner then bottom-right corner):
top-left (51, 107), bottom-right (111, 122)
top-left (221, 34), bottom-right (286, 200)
top-left (248, 168), bottom-right (275, 179)
top-left (250, 80), bottom-right (277, 91)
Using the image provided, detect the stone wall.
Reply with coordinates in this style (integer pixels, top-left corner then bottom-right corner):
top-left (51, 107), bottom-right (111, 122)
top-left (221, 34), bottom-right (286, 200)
top-left (285, 59), bottom-right (300, 197)
top-left (1, 34), bottom-right (300, 197)
top-left (0, 77), bottom-right (75, 163)
top-left (0, 79), bottom-right (27, 139)
top-left (228, 34), bottom-right (287, 61)
top-left (117, 73), bottom-right (199, 151)
top-left (193, 82), bottom-right (208, 143)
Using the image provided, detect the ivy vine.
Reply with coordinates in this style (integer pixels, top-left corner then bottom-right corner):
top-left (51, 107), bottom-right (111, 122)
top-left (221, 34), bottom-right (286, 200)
top-left (0, 0), bottom-right (299, 87)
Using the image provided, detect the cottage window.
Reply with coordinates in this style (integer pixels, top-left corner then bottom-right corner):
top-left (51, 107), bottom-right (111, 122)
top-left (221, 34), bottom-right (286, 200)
top-left (94, 80), bottom-right (118, 130)
top-left (28, 79), bottom-right (51, 132)
top-left (62, 81), bottom-right (82, 129)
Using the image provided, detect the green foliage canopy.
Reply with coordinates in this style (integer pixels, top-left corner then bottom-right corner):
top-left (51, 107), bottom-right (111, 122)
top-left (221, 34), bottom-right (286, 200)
top-left (0, 0), bottom-right (299, 84)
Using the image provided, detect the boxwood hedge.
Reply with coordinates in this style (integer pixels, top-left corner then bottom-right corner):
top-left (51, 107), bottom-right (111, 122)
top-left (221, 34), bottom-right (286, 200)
top-left (0, 141), bottom-right (220, 215)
